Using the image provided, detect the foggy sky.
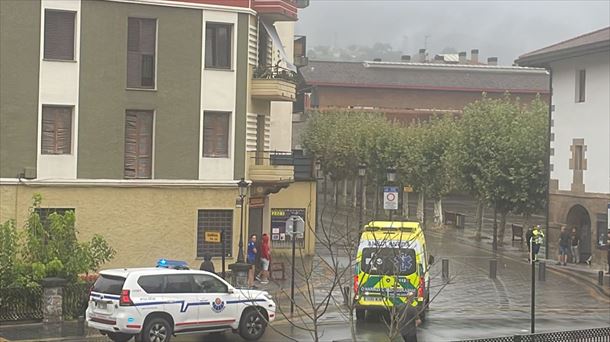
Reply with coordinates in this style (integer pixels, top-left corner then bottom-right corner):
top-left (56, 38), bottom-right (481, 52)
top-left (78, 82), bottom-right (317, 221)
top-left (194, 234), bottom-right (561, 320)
top-left (295, 0), bottom-right (610, 65)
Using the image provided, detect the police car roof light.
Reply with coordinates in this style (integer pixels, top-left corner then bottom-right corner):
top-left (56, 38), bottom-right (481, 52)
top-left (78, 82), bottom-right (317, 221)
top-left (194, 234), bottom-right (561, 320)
top-left (156, 259), bottom-right (189, 269)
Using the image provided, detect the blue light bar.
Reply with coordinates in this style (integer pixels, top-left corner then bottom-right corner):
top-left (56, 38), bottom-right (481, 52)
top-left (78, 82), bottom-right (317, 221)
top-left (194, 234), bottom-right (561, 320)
top-left (156, 259), bottom-right (189, 269)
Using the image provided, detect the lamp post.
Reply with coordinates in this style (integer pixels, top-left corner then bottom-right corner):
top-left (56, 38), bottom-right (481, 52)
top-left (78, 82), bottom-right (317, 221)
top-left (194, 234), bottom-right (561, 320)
top-left (386, 166), bottom-right (397, 220)
top-left (358, 163), bottom-right (367, 230)
top-left (236, 178), bottom-right (249, 263)
top-left (315, 160), bottom-right (323, 232)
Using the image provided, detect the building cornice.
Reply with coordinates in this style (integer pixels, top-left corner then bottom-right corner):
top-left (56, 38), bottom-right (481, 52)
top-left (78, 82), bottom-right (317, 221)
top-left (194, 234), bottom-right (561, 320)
top-left (309, 81), bottom-right (550, 95)
top-left (0, 178), bottom-right (245, 189)
top-left (104, 0), bottom-right (257, 15)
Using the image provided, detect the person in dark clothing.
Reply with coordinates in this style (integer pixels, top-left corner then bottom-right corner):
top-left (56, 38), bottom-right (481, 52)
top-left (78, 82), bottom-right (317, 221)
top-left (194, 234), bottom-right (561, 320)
top-left (558, 226), bottom-right (570, 266)
top-left (570, 227), bottom-right (580, 264)
top-left (525, 227), bottom-right (533, 261)
top-left (396, 300), bottom-right (421, 342)
top-left (199, 254), bottom-right (215, 273)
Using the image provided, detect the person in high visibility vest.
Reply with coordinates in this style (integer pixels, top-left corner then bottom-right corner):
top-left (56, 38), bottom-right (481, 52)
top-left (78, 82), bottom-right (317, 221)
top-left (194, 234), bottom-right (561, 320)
top-left (530, 225), bottom-right (545, 262)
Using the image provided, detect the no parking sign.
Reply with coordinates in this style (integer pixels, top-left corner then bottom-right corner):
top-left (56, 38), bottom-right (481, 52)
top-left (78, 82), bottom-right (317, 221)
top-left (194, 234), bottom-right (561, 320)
top-left (383, 186), bottom-right (399, 210)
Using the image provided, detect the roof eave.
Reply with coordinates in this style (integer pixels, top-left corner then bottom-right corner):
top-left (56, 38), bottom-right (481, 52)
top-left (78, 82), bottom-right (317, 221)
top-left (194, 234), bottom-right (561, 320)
top-left (516, 41), bottom-right (610, 67)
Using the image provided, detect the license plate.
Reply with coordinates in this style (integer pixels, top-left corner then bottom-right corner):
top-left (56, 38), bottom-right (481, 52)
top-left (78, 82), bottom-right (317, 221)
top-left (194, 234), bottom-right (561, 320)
top-left (95, 301), bottom-right (107, 309)
top-left (363, 296), bottom-right (384, 302)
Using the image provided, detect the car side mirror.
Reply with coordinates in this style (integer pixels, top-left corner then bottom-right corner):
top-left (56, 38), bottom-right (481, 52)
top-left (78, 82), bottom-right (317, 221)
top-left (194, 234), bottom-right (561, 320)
top-left (428, 255), bottom-right (435, 265)
top-left (227, 287), bottom-right (235, 294)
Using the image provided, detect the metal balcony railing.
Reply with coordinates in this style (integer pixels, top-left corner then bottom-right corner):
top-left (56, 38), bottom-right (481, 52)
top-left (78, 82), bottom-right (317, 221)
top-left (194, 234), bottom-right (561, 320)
top-left (253, 64), bottom-right (297, 84)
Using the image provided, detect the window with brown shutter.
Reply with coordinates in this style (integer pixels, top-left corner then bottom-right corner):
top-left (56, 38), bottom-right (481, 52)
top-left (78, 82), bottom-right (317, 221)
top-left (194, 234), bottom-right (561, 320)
top-left (124, 110), bottom-right (153, 179)
top-left (127, 18), bottom-right (156, 89)
top-left (44, 10), bottom-right (76, 60)
top-left (205, 23), bottom-right (232, 69)
top-left (41, 106), bottom-right (72, 155)
top-left (203, 112), bottom-right (230, 158)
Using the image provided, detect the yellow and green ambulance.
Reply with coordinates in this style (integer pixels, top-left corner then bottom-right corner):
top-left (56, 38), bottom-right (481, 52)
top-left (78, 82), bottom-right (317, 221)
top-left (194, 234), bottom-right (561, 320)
top-left (353, 221), bottom-right (433, 321)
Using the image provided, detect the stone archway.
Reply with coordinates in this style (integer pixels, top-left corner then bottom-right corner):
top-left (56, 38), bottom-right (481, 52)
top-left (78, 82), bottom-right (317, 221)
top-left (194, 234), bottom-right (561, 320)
top-left (566, 205), bottom-right (592, 262)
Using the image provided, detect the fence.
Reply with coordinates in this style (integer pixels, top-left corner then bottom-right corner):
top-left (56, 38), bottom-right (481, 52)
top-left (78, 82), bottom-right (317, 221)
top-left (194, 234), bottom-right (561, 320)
top-left (63, 283), bottom-right (92, 320)
top-left (458, 327), bottom-right (610, 342)
top-left (0, 286), bottom-right (43, 321)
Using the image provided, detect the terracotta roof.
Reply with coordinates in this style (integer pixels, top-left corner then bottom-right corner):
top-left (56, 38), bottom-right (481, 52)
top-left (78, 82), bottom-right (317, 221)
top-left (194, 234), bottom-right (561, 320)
top-left (301, 60), bottom-right (549, 93)
top-left (516, 27), bottom-right (610, 66)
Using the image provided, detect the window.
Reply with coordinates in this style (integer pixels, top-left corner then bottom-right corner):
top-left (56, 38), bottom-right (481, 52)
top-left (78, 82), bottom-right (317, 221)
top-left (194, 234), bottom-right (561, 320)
top-left (44, 10), bottom-right (75, 60)
top-left (576, 69), bottom-right (586, 103)
top-left (127, 18), bottom-right (156, 88)
top-left (124, 110), bottom-right (153, 179)
top-left (203, 112), bottom-right (230, 158)
top-left (138, 275), bottom-right (165, 294)
top-left (574, 145), bottom-right (584, 170)
top-left (193, 274), bottom-right (228, 293)
top-left (165, 274), bottom-right (194, 294)
top-left (360, 248), bottom-right (417, 276)
top-left (41, 106), bottom-right (72, 155)
top-left (93, 275), bottom-right (126, 295)
top-left (197, 210), bottom-right (233, 258)
top-left (205, 23), bottom-right (232, 69)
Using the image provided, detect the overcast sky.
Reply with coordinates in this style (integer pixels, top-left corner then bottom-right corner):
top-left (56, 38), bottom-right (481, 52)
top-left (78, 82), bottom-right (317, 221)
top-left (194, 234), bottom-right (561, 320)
top-left (295, 0), bottom-right (610, 65)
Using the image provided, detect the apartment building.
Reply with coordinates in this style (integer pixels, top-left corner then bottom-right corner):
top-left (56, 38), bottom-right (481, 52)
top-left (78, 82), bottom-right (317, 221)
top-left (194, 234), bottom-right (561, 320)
top-left (0, 0), bottom-right (315, 269)
top-left (516, 27), bottom-right (610, 265)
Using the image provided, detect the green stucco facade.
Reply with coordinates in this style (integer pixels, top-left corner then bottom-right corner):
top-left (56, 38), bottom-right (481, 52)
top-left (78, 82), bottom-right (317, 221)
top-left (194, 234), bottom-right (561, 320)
top-left (233, 13), bottom-right (249, 179)
top-left (78, 0), bottom-right (202, 179)
top-left (0, 0), bottom-right (40, 178)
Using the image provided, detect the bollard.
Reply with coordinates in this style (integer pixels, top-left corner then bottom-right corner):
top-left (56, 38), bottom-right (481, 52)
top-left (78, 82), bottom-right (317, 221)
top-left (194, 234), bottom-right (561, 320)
top-left (343, 286), bottom-right (351, 305)
top-left (442, 258), bottom-right (449, 281)
top-left (599, 271), bottom-right (604, 286)
top-left (489, 259), bottom-right (497, 279)
top-left (538, 262), bottom-right (546, 281)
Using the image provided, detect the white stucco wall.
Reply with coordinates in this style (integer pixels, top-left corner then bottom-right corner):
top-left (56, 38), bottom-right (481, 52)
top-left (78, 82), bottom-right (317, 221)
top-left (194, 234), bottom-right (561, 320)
top-left (269, 22), bottom-right (294, 152)
top-left (199, 10), bottom-right (238, 180)
top-left (550, 50), bottom-right (610, 194)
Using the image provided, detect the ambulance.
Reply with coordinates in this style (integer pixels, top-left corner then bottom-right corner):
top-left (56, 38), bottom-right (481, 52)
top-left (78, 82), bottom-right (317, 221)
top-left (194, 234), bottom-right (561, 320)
top-left (353, 221), bottom-right (433, 321)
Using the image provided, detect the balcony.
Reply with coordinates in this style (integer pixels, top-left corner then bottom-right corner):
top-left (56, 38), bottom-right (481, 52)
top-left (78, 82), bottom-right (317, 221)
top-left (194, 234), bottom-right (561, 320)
top-left (248, 151), bottom-right (294, 183)
top-left (252, 0), bottom-right (298, 22)
top-left (251, 66), bottom-right (297, 102)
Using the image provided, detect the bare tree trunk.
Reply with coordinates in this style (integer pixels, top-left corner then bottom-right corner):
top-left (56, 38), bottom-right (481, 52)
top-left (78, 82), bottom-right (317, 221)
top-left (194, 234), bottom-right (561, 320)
top-left (352, 179), bottom-right (357, 208)
top-left (323, 176), bottom-right (328, 205)
top-left (402, 191), bottom-right (409, 218)
top-left (333, 181), bottom-right (338, 207)
top-left (362, 179), bottom-right (367, 212)
top-left (492, 202), bottom-right (498, 252)
top-left (433, 198), bottom-right (443, 227)
top-left (498, 211), bottom-right (507, 246)
top-left (523, 213), bottom-right (531, 230)
top-left (341, 179), bottom-right (348, 207)
top-left (374, 184), bottom-right (380, 219)
top-left (475, 199), bottom-right (484, 240)
top-left (417, 191), bottom-right (425, 227)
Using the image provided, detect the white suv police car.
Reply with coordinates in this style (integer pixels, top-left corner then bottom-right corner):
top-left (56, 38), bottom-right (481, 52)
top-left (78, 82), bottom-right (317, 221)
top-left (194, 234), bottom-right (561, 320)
top-left (86, 267), bottom-right (276, 342)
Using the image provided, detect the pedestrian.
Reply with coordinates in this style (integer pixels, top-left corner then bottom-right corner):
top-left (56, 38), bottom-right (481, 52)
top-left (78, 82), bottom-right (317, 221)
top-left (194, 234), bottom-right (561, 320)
top-left (570, 227), bottom-right (580, 264)
top-left (256, 234), bottom-right (271, 284)
top-left (396, 299), bottom-right (421, 342)
top-left (557, 226), bottom-right (570, 266)
top-left (247, 234), bottom-right (258, 287)
top-left (530, 225), bottom-right (544, 262)
top-left (607, 231), bottom-right (610, 274)
top-left (199, 254), bottom-right (215, 273)
top-left (525, 227), bottom-right (533, 261)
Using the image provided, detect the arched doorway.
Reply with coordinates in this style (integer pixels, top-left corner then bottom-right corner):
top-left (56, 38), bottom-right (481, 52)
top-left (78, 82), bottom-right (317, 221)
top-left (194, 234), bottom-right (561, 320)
top-left (566, 205), bottom-right (591, 263)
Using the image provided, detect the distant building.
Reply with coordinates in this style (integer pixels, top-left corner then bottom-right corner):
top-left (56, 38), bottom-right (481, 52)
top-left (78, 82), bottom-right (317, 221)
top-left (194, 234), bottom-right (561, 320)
top-left (516, 27), bottom-right (610, 265)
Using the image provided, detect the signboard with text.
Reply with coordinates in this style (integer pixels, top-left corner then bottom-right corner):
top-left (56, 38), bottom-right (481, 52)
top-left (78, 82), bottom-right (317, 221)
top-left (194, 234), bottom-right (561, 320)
top-left (271, 208), bottom-right (306, 248)
top-left (383, 186), bottom-right (399, 210)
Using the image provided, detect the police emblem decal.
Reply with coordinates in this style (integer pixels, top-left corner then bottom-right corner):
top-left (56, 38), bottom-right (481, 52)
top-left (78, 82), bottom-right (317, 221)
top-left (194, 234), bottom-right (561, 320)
top-left (211, 297), bottom-right (225, 313)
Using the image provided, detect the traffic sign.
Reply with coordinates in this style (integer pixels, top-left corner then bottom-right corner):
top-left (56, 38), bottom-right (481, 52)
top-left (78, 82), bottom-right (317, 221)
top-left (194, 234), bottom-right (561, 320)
top-left (384, 186), bottom-right (399, 210)
top-left (285, 215), bottom-right (305, 238)
top-left (403, 185), bottom-right (414, 193)
top-left (204, 231), bottom-right (221, 243)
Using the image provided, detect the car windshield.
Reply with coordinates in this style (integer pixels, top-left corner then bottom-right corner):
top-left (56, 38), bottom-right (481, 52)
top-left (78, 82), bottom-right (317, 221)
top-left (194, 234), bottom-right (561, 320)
top-left (360, 247), bottom-right (417, 276)
top-left (92, 274), bottom-right (126, 295)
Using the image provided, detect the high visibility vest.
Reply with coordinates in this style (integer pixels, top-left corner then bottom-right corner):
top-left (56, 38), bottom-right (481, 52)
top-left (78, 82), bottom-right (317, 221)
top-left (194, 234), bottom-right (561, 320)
top-left (532, 229), bottom-right (544, 245)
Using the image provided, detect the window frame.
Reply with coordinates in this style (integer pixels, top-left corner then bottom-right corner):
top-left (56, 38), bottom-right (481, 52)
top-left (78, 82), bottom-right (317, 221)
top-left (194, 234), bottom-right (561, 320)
top-left (193, 274), bottom-right (229, 293)
top-left (126, 17), bottom-right (158, 90)
top-left (205, 22), bottom-right (233, 70)
top-left (43, 9), bottom-right (76, 61)
top-left (41, 105), bottom-right (73, 155)
top-left (575, 69), bottom-right (586, 103)
top-left (202, 111), bottom-right (231, 158)
top-left (124, 110), bottom-right (154, 179)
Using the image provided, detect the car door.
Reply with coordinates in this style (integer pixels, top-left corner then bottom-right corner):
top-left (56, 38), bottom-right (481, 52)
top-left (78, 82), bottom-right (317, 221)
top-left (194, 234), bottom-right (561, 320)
top-left (164, 274), bottom-right (199, 331)
top-left (193, 274), bottom-right (237, 328)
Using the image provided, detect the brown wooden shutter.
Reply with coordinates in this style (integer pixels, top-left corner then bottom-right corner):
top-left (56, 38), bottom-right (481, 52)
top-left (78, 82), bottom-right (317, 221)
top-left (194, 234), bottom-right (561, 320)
top-left (44, 10), bottom-right (75, 60)
top-left (124, 111), bottom-right (153, 178)
top-left (41, 106), bottom-right (72, 154)
top-left (203, 112), bottom-right (230, 157)
top-left (127, 18), bottom-right (156, 88)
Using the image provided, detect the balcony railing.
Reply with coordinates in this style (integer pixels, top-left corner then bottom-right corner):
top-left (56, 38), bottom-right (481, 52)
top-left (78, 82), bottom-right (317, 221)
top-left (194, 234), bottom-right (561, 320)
top-left (253, 65), bottom-right (297, 83)
top-left (248, 151), bottom-right (294, 182)
top-left (251, 65), bottom-right (297, 101)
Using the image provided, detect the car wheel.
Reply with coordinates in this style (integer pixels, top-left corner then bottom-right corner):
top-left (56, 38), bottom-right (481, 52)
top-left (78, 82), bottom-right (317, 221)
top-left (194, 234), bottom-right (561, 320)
top-left (141, 317), bottom-right (173, 342)
top-left (355, 309), bottom-right (366, 321)
top-left (107, 332), bottom-right (134, 342)
top-left (239, 308), bottom-right (267, 341)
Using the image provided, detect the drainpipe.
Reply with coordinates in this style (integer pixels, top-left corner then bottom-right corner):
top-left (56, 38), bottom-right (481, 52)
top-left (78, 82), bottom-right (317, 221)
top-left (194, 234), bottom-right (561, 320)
top-left (545, 67), bottom-right (553, 260)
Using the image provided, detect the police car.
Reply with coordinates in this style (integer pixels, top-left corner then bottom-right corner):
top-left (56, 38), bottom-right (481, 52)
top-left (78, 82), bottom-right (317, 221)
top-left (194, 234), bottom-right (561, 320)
top-left (86, 265), bottom-right (276, 342)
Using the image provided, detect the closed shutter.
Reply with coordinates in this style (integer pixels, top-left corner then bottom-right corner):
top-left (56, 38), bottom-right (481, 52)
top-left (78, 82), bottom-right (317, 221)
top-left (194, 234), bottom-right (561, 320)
top-left (44, 10), bottom-right (75, 60)
top-left (127, 18), bottom-right (156, 88)
top-left (124, 111), bottom-right (153, 178)
top-left (197, 210), bottom-right (233, 258)
top-left (41, 106), bottom-right (72, 155)
top-left (203, 112), bottom-right (230, 158)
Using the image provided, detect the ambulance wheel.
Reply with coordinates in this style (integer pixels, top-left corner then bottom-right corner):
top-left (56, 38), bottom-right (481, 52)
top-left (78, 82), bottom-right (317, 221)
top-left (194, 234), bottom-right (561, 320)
top-left (355, 309), bottom-right (366, 321)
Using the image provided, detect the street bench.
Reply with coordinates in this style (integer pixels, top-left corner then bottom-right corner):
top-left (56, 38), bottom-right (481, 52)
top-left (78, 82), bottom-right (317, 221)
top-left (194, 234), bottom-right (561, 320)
top-left (444, 211), bottom-right (465, 228)
top-left (511, 224), bottom-right (524, 241)
top-left (270, 262), bottom-right (285, 280)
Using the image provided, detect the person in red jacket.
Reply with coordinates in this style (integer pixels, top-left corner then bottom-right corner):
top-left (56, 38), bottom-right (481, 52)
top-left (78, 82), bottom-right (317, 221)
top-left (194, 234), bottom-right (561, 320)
top-left (257, 234), bottom-right (271, 284)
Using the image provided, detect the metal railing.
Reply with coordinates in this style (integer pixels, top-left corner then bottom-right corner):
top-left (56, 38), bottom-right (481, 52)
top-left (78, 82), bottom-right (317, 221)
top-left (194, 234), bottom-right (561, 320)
top-left (63, 282), bottom-right (92, 320)
top-left (253, 64), bottom-right (297, 83)
top-left (0, 286), bottom-right (43, 322)
top-left (250, 150), bottom-right (294, 166)
top-left (457, 327), bottom-right (610, 342)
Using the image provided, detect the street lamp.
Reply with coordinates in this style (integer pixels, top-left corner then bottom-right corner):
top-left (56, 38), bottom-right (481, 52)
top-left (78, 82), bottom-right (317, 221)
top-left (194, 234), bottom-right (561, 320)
top-left (358, 163), bottom-right (367, 230)
top-left (386, 166), bottom-right (397, 220)
top-left (315, 159), bottom-right (323, 180)
top-left (236, 178), bottom-right (249, 263)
